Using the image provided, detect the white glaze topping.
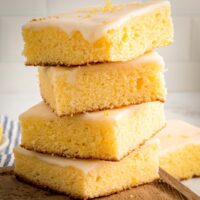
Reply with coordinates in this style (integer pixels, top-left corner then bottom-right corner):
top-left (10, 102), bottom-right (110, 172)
top-left (15, 138), bottom-right (158, 173)
top-left (83, 101), bottom-right (162, 121)
top-left (46, 51), bottom-right (165, 84)
top-left (23, 0), bottom-right (170, 42)
top-left (158, 120), bottom-right (200, 155)
top-left (15, 145), bottom-right (105, 174)
top-left (20, 101), bottom-right (163, 122)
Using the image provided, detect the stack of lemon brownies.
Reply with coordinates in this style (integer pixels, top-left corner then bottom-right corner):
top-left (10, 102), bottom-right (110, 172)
top-left (14, 0), bottom-right (173, 199)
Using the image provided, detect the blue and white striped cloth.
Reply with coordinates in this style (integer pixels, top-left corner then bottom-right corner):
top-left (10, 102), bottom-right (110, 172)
top-left (0, 115), bottom-right (20, 167)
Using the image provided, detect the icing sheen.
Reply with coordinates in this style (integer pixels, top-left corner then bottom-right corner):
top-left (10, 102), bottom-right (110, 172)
top-left (15, 138), bottom-right (158, 173)
top-left (21, 101), bottom-right (162, 122)
top-left (15, 146), bottom-right (105, 174)
top-left (48, 51), bottom-right (164, 84)
top-left (23, 0), bottom-right (169, 42)
top-left (158, 120), bottom-right (200, 155)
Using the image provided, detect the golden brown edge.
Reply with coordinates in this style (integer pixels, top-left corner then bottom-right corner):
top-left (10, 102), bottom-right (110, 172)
top-left (42, 94), bottom-right (165, 117)
top-left (26, 60), bottom-right (115, 68)
top-left (15, 173), bottom-right (158, 200)
top-left (21, 124), bottom-right (165, 162)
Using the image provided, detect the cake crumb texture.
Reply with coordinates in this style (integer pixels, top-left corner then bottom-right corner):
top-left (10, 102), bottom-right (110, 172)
top-left (159, 120), bottom-right (200, 180)
top-left (20, 101), bottom-right (165, 160)
top-left (14, 139), bottom-right (159, 199)
top-left (38, 52), bottom-right (166, 116)
top-left (22, 1), bottom-right (173, 66)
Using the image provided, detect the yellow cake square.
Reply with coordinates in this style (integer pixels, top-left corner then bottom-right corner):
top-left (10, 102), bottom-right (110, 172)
top-left (22, 0), bottom-right (173, 66)
top-left (39, 51), bottom-right (166, 116)
top-left (159, 120), bottom-right (200, 180)
top-left (14, 138), bottom-right (159, 199)
top-left (20, 101), bottom-right (165, 161)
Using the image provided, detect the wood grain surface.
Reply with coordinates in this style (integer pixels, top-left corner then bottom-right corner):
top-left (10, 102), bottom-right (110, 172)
top-left (0, 167), bottom-right (199, 200)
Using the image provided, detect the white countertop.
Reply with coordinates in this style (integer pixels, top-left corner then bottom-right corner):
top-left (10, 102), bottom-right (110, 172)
top-left (0, 92), bottom-right (199, 195)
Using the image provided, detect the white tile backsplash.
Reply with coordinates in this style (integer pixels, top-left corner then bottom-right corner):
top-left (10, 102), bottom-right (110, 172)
top-left (47, 0), bottom-right (134, 15)
top-left (47, 0), bottom-right (102, 15)
top-left (0, 0), bottom-right (199, 92)
top-left (170, 0), bottom-right (200, 15)
top-left (165, 62), bottom-right (200, 92)
top-left (0, 17), bottom-right (31, 62)
top-left (0, 63), bottom-right (38, 93)
top-left (0, 0), bottom-right (46, 16)
top-left (158, 17), bottom-right (191, 61)
top-left (191, 17), bottom-right (200, 61)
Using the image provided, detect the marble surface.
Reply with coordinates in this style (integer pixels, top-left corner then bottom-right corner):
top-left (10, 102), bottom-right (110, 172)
top-left (0, 92), bottom-right (199, 195)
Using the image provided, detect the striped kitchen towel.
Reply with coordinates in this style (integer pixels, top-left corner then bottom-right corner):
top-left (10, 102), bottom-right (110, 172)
top-left (0, 115), bottom-right (20, 167)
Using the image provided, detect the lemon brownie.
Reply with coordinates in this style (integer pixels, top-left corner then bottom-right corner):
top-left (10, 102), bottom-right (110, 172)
top-left (14, 138), bottom-right (159, 199)
top-left (22, 0), bottom-right (173, 66)
top-left (39, 51), bottom-right (166, 116)
top-left (20, 101), bottom-right (165, 161)
top-left (159, 120), bottom-right (200, 180)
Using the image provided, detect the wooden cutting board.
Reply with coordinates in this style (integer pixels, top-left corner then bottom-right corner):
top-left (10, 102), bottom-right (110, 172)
top-left (0, 167), bottom-right (199, 200)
